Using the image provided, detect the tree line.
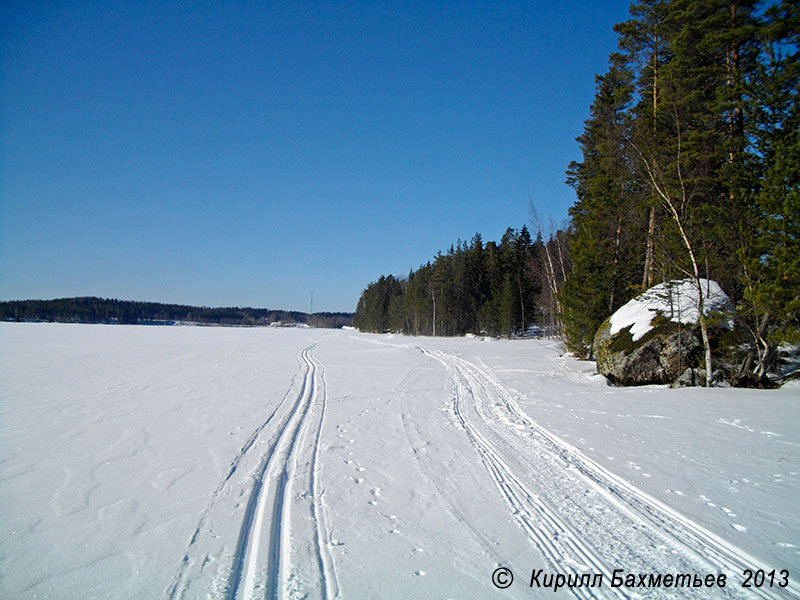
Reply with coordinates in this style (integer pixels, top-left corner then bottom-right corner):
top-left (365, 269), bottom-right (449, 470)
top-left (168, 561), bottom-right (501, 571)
top-left (561, 0), bottom-right (797, 382)
top-left (355, 0), bottom-right (797, 384)
top-left (353, 226), bottom-right (567, 338)
top-left (0, 297), bottom-right (353, 328)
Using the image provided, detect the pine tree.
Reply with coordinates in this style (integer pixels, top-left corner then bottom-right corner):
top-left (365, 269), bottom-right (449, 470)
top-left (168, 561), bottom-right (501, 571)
top-left (738, 0), bottom-right (800, 375)
top-left (562, 59), bottom-right (641, 358)
top-left (615, 0), bottom-right (672, 289)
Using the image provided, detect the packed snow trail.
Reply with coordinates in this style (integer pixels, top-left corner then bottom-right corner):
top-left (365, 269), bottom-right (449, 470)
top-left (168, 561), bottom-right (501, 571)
top-left (421, 347), bottom-right (800, 599)
top-left (169, 344), bottom-right (339, 600)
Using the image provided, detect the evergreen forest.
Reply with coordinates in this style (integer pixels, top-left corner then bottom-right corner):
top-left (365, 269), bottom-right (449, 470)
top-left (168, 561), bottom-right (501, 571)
top-left (0, 297), bottom-right (353, 329)
top-left (354, 0), bottom-right (798, 382)
top-left (354, 227), bottom-right (562, 338)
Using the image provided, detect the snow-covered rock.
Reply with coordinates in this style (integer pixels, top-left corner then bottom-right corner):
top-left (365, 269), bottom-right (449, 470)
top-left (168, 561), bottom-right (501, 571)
top-left (594, 279), bottom-right (733, 386)
top-left (609, 279), bottom-right (731, 341)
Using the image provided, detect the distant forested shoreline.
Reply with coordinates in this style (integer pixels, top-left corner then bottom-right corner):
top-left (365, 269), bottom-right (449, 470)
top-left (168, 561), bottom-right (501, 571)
top-left (0, 297), bottom-right (353, 329)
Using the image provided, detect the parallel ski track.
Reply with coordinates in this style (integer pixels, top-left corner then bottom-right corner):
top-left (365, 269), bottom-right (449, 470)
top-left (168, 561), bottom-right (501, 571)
top-left (168, 348), bottom-right (309, 600)
top-left (422, 348), bottom-right (618, 600)
top-left (309, 361), bottom-right (341, 600)
top-left (423, 348), bottom-right (800, 600)
top-left (228, 343), bottom-right (339, 600)
top-left (169, 344), bottom-right (339, 600)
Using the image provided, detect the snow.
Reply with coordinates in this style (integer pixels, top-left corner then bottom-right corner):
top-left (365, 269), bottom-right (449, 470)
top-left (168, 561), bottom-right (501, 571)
top-left (1, 323), bottom-right (799, 599)
top-left (609, 278), bottom-right (731, 341)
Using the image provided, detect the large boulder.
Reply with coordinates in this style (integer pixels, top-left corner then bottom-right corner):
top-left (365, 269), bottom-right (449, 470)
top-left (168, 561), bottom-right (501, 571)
top-left (593, 279), bottom-right (733, 386)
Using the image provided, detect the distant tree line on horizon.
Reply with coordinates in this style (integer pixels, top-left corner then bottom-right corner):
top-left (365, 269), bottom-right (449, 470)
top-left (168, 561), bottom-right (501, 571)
top-left (355, 0), bottom-right (798, 385)
top-left (0, 297), bottom-right (353, 329)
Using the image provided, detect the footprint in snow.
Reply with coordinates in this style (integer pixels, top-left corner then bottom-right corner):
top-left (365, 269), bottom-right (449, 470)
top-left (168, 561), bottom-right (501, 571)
top-left (699, 494), bottom-right (717, 508)
top-left (731, 523), bottom-right (747, 533)
top-left (413, 571), bottom-right (426, 577)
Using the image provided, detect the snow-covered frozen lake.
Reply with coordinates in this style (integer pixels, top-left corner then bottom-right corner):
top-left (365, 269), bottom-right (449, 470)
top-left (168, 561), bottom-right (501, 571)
top-left (1, 323), bottom-right (799, 599)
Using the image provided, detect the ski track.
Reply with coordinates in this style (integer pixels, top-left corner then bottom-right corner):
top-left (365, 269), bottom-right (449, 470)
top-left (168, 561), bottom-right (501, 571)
top-left (166, 337), bottom-right (796, 600)
top-left (169, 344), bottom-right (339, 600)
top-left (310, 363), bottom-right (341, 600)
top-left (421, 347), bottom-right (800, 600)
top-left (167, 350), bottom-right (308, 600)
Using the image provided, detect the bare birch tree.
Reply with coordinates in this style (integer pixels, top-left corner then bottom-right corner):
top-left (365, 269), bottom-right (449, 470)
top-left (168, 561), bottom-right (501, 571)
top-left (630, 108), bottom-right (715, 386)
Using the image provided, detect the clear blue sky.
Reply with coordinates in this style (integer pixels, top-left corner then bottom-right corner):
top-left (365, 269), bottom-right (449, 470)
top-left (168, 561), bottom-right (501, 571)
top-left (1, 1), bottom-right (631, 313)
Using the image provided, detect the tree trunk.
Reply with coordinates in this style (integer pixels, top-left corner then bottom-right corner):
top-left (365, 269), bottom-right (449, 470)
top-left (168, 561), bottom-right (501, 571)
top-left (727, 3), bottom-right (743, 163)
top-left (610, 214), bottom-right (622, 313)
top-left (642, 205), bottom-right (656, 289)
top-left (698, 310), bottom-right (713, 386)
top-left (431, 289), bottom-right (436, 337)
top-left (556, 233), bottom-right (568, 284)
top-left (753, 312), bottom-right (776, 379)
top-left (643, 45), bottom-right (659, 290)
top-left (652, 41), bottom-right (659, 131)
top-left (543, 242), bottom-right (560, 298)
